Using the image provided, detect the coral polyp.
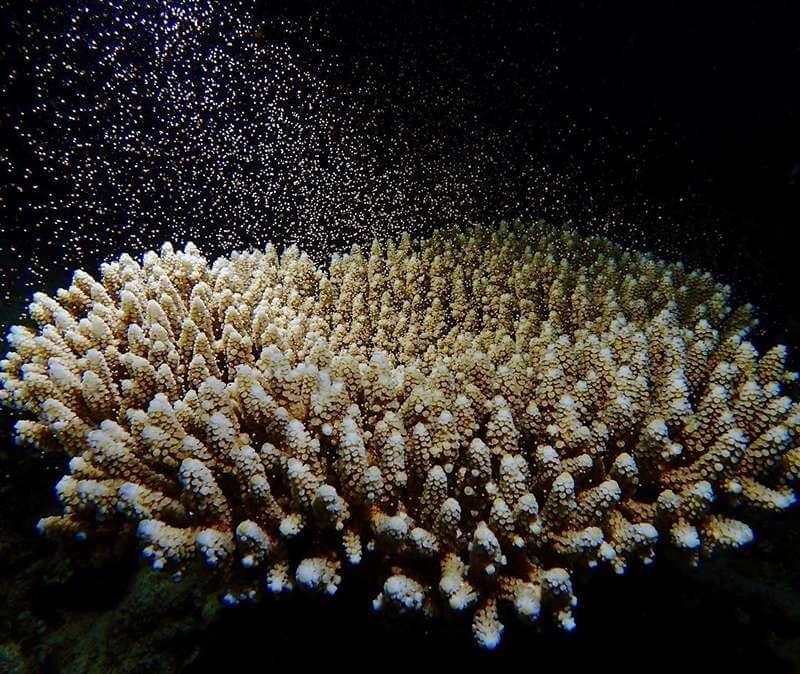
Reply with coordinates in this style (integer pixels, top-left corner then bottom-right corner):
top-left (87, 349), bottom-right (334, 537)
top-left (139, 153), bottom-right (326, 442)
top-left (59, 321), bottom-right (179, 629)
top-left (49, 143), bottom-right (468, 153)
top-left (2, 223), bottom-right (798, 648)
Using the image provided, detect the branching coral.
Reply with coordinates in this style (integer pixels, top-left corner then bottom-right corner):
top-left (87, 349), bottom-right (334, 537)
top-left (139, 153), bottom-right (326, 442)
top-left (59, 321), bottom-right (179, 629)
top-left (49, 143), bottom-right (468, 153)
top-left (2, 222), bottom-right (798, 647)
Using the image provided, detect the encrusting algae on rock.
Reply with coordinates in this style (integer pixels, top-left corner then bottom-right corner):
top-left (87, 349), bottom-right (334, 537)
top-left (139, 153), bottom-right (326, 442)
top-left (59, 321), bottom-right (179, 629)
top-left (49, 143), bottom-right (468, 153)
top-left (2, 222), bottom-right (799, 648)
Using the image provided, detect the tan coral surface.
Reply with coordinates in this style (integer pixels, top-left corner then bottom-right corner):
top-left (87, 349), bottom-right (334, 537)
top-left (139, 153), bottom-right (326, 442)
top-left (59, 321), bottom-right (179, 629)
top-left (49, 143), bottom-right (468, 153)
top-left (2, 222), bottom-right (798, 647)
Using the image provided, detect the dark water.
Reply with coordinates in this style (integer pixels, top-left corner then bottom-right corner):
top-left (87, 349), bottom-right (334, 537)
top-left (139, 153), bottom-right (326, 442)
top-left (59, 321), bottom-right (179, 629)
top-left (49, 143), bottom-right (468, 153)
top-left (1, 1), bottom-right (799, 672)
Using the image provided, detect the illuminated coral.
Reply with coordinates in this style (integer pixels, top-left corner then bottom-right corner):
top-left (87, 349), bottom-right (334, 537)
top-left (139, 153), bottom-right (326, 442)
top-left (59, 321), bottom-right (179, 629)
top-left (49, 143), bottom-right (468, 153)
top-left (2, 223), bottom-right (798, 647)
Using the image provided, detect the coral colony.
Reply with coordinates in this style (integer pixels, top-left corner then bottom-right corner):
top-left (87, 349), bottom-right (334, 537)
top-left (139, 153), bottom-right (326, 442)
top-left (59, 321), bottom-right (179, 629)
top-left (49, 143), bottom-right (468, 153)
top-left (2, 223), bottom-right (799, 648)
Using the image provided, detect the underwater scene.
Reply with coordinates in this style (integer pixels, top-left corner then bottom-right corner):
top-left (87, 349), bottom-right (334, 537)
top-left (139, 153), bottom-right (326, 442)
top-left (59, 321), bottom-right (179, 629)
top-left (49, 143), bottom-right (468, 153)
top-left (0, 1), bottom-right (798, 672)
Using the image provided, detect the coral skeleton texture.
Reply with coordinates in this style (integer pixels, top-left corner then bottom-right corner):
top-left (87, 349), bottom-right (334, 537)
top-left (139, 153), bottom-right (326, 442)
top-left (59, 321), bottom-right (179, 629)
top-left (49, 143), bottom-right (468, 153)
top-left (2, 223), bottom-right (799, 647)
